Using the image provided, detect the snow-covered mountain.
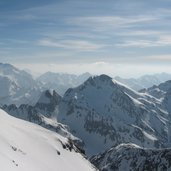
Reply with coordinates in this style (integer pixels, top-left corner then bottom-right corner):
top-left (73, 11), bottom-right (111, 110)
top-left (56, 74), bottom-right (171, 156)
top-left (3, 74), bottom-right (171, 158)
top-left (0, 63), bottom-right (35, 89)
top-left (140, 79), bottom-right (171, 118)
top-left (91, 143), bottom-right (171, 171)
top-left (2, 90), bottom-right (64, 135)
top-left (0, 63), bottom-right (92, 105)
top-left (0, 109), bottom-right (96, 171)
top-left (115, 73), bottom-right (171, 91)
top-left (37, 72), bottom-right (92, 95)
top-left (0, 63), bottom-right (42, 105)
top-left (140, 80), bottom-right (171, 99)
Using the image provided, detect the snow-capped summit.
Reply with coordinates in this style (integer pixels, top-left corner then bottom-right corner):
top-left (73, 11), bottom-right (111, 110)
top-left (58, 74), bottom-right (170, 156)
top-left (0, 63), bottom-right (42, 105)
top-left (0, 63), bottom-right (34, 89)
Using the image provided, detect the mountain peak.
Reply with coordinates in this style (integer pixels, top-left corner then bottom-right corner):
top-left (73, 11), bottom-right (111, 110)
top-left (94, 74), bottom-right (112, 81)
top-left (97, 74), bottom-right (112, 81)
top-left (36, 90), bottom-right (61, 105)
top-left (84, 74), bottom-right (113, 87)
top-left (0, 63), bottom-right (14, 68)
top-left (35, 90), bottom-right (62, 115)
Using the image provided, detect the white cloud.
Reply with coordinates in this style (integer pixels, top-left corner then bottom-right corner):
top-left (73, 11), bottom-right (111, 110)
top-left (118, 30), bottom-right (164, 36)
top-left (147, 54), bottom-right (171, 61)
top-left (37, 38), bottom-right (105, 51)
top-left (12, 14), bottom-right (38, 21)
top-left (116, 35), bottom-right (171, 47)
top-left (68, 15), bottom-right (157, 31)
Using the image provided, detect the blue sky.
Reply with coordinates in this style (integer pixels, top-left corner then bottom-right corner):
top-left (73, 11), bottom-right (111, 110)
top-left (1, 0), bottom-right (171, 77)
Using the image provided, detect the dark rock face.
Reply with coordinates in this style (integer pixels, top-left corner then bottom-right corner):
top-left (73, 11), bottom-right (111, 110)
top-left (1, 90), bottom-right (63, 136)
top-left (35, 90), bottom-right (62, 115)
top-left (2, 90), bottom-right (62, 119)
top-left (91, 143), bottom-right (171, 171)
top-left (2, 104), bottom-right (44, 124)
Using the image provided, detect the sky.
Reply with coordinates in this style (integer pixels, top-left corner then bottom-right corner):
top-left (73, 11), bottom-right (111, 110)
top-left (1, 0), bottom-right (171, 77)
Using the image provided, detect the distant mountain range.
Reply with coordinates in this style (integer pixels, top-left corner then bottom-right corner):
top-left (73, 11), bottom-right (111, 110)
top-left (1, 63), bottom-right (171, 106)
top-left (115, 73), bottom-right (171, 91)
top-left (0, 63), bottom-right (91, 105)
top-left (0, 63), bottom-right (41, 105)
top-left (37, 71), bottom-right (92, 95)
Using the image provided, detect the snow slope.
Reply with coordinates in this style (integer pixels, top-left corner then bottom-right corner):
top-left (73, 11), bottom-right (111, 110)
top-left (0, 109), bottom-right (96, 171)
top-left (91, 143), bottom-right (171, 171)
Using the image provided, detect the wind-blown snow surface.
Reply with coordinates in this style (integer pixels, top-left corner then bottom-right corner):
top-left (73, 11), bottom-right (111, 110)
top-left (0, 109), bottom-right (96, 171)
top-left (91, 143), bottom-right (171, 171)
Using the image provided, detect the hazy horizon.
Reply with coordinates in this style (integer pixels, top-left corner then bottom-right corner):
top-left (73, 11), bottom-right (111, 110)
top-left (2, 62), bottom-right (170, 79)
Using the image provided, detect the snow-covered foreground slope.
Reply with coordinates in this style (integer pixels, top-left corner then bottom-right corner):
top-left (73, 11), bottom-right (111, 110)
top-left (91, 143), bottom-right (171, 171)
top-left (0, 109), bottom-right (97, 171)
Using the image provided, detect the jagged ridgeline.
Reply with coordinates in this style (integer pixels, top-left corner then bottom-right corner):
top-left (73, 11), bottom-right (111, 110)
top-left (91, 143), bottom-right (171, 171)
top-left (2, 74), bottom-right (171, 157)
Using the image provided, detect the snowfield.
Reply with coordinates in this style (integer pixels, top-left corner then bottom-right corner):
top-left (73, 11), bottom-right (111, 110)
top-left (0, 109), bottom-right (97, 171)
